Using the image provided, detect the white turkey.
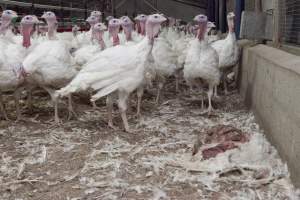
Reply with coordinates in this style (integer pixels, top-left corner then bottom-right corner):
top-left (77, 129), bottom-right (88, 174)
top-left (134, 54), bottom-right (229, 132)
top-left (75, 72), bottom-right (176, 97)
top-left (211, 12), bottom-right (239, 95)
top-left (120, 16), bottom-right (144, 45)
top-left (90, 18), bottom-right (122, 63)
top-left (184, 14), bottom-right (220, 115)
top-left (0, 10), bottom-right (18, 46)
top-left (165, 17), bottom-right (180, 45)
top-left (72, 11), bottom-right (101, 49)
top-left (22, 12), bottom-right (78, 123)
top-left (72, 25), bottom-right (80, 37)
top-left (56, 14), bottom-right (167, 132)
top-left (134, 14), bottom-right (147, 36)
top-left (207, 22), bottom-right (220, 44)
top-left (90, 11), bottom-right (102, 22)
top-left (73, 21), bottom-right (107, 69)
top-left (121, 15), bottom-right (152, 116)
top-left (0, 15), bottom-right (37, 120)
top-left (152, 27), bottom-right (178, 103)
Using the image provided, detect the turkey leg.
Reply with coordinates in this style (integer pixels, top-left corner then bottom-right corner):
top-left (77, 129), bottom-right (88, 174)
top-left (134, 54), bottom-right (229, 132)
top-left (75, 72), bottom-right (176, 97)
top-left (118, 91), bottom-right (131, 132)
top-left (67, 94), bottom-right (77, 120)
top-left (0, 93), bottom-right (9, 120)
top-left (136, 86), bottom-right (144, 117)
top-left (44, 87), bottom-right (60, 124)
top-left (207, 84), bottom-right (214, 115)
top-left (106, 94), bottom-right (116, 129)
top-left (14, 88), bottom-right (23, 121)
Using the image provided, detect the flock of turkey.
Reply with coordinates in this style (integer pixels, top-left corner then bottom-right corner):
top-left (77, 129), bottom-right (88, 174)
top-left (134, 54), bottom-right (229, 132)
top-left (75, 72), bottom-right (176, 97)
top-left (0, 10), bottom-right (239, 132)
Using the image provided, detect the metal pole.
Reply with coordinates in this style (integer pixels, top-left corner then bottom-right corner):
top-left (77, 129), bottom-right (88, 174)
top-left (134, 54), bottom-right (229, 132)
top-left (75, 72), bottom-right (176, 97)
top-left (84, 0), bottom-right (88, 19)
top-left (31, 0), bottom-right (34, 14)
top-left (111, 0), bottom-right (115, 16)
top-left (272, 0), bottom-right (280, 47)
top-left (60, 0), bottom-right (64, 32)
top-left (215, 0), bottom-right (219, 30)
top-left (133, 0), bottom-right (137, 16)
top-left (219, 0), bottom-right (227, 33)
top-left (207, 0), bottom-right (215, 22)
top-left (235, 0), bottom-right (245, 39)
top-left (255, 0), bottom-right (262, 13)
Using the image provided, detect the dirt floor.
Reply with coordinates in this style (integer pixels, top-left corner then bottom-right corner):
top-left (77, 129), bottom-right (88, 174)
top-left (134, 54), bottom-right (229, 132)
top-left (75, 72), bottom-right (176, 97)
top-left (0, 82), bottom-right (299, 200)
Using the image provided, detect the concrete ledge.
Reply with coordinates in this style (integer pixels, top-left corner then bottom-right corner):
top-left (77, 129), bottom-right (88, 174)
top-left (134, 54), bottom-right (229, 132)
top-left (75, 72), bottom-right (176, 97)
top-left (238, 43), bottom-right (300, 187)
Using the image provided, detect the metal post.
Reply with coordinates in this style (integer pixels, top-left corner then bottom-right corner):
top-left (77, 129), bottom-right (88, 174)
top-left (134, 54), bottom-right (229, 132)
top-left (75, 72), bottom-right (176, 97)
top-left (255, 0), bottom-right (262, 13)
top-left (84, 0), bottom-right (88, 19)
top-left (219, 0), bottom-right (227, 33)
top-left (215, 0), bottom-right (219, 30)
top-left (31, 0), bottom-right (35, 14)
top-left (133, 0), bottom-right (137, 16)
top-left (111, 0), bottom-right (115, 16)
top-left (273, 0), bottom-right (280, 47)
top-left (235, 0), bottom-right (245, 39)
top-left (59, 0), bottom-right (64, 32)
top-left (207, 0), bottom-right (215, 22)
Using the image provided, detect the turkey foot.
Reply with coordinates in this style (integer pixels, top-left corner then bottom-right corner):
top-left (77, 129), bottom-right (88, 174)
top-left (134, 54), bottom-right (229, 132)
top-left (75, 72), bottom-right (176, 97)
top-left (67, 95), bottom-right (78, 120)
top-left (0, 105), bottom-right (9, 121)
top-left (67, 109), bottom-right (78, 121)
top-left (91, 101), bottom-right (101, 110)
top-left (16, 115), bottom-right (28, 122)
top-left (120, 111), bottom-right (132, 133)
top-left (200, 108), bottom-right (215, 116)
top-left (108, 121), bottom-right (118, 130)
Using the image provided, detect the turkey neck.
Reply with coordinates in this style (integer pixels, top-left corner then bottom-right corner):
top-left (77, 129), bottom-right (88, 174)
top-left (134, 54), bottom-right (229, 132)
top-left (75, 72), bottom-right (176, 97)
top-left (123, 25), bottom-right (133, 41)
top-left (135, 22), bottom-right (141, 34)
top-left (228, 18), bottom-right (234, 33)
top-left (95, 31), bottom-right (106, 50)
top-left (109, 26), bottom-right (120, 46)
top-left (146, 21), bottom-right (161, 46)
top-left (89, 22), bottom-right (97, 42)
top-left (197, 22), bottom-right (207, 41)
top-left (140, 21), bottom-right (146, 36)
top-left (46, 20), bottom-right (57, 40)
top-left (0, 17), bottom-right (11, 35)
top-left (22, 24), bottom-right (33, 48)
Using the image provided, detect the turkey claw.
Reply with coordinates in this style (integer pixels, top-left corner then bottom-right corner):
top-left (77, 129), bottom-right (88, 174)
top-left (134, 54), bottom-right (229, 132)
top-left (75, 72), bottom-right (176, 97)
top-left (68, 110), bottom-right (78, 121)
top-left (108, 122), bottom-right (118, 130)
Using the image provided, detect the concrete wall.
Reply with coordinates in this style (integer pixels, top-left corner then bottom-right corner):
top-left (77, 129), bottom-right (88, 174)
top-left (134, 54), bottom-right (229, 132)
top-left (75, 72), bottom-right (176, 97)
top-left (238, 42), bottom-right (300, 187)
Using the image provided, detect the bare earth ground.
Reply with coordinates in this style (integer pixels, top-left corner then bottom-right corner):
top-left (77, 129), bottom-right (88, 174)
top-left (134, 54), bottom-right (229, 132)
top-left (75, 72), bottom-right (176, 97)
top-left (0, 81), bottom-right (299, 200)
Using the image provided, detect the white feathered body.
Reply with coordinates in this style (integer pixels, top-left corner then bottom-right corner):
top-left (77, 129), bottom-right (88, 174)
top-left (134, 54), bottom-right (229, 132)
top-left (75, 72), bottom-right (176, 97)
top-left (72, 30), bottom-right (92, 48)
top-left (211, 32), bottom-right (239, 70)
top-left (184, 39), bottom-right (220, 86)
top-left (173, 33), bottom-right (193, 68)
top-left (58, 37), bottom-right (153, 100)
top-left (73, 44), bottom-right (102, 68)
top-left (152, 36), bottom-right (178, 77)
top-left (0, 40), bottom-right (36, 91)
top-left (23, 40), bottom-right (77, 88)
top-left (165, 27), bottom-right (180, 45)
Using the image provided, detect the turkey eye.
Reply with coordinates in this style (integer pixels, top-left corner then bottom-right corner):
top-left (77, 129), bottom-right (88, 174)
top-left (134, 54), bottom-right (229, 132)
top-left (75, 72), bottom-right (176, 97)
top-left (26, 16), bottom-right (30, 20)
top-left (154, 15), bottom-right (158, 19)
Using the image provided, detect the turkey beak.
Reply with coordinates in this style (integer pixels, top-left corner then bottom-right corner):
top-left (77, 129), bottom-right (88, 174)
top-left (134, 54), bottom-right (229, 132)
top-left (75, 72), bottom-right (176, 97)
top-left (11, 11), bottom-right (18, 18)
top-left (33, 16), bottom-right (39, 24)
top-left (41, 13), bottom-right (47, 19)
top-left (193, 15), bottom-right (200, 22)
top-left (86, 16), bottom-right (92, 23)
top-left (160, 16), bottom-right (167, 23)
